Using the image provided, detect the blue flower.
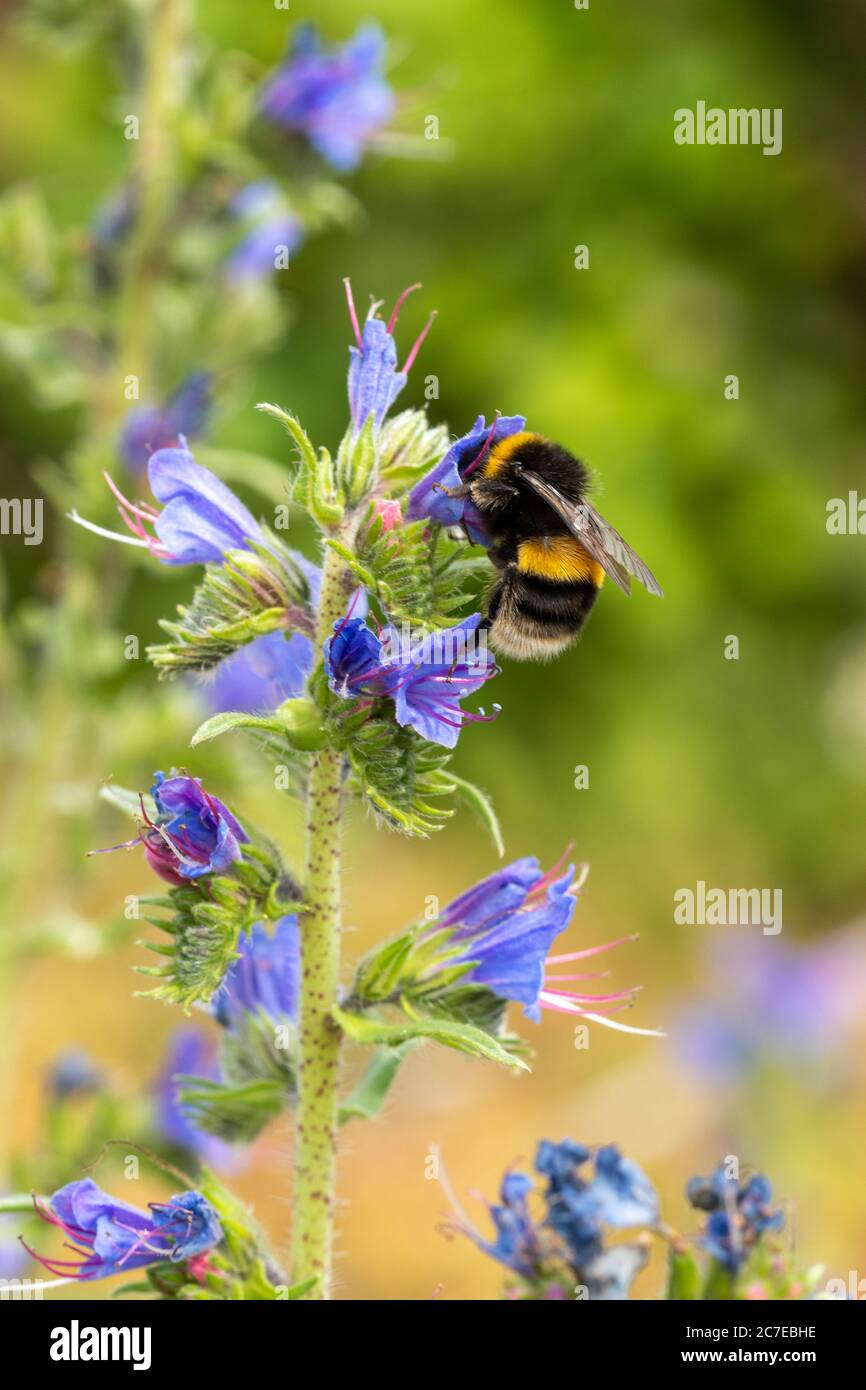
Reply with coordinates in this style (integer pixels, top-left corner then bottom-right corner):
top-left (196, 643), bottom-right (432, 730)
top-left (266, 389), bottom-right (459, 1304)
top-left (407, 413), bottom-right (526, 544)
top-left (225, 182), bottom-right (304, 283)
top-left (344, 279), bottom-right (436, 433)
top-left (687, 1165), bottom-right (783, 1273)
top-left (147, 445), bottom-right (262, 565)
top-left (119, 373), bottom-right (212, 473)
top-left (207, 631), bottom-right (315, 715)
top-left (260, 23), bottom-right (395, 172)
top-left (143, 771), bottom-right (248, 884)
top-left (444, 860), bottom-right (578, 1017)
top-left (324, 612), bottom-right (499, 749)
top-left (212, 917), bottom-right (300, 1032)
top-left (70, 444), bottom-right (263, 567)
top-left (26, 1178), bottom-right (222, 1280)
top-left (47, 1049), bottom-right (103, 1100)
top-left (154, 1029), bottom-right (239, 1170)
top-left (676, 930), bottom-right (866, 1082)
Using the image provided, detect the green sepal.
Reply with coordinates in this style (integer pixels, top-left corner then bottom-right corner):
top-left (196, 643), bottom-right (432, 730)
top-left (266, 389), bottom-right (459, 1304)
top-left (148, 535), bottom-right (315, 677)
top-left (332, 1003), bottom-right (530, 1072)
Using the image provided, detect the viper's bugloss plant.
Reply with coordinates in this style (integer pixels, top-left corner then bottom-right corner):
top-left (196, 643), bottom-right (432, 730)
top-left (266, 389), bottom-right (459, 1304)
top-left (50, 276), bottom-right (664, 1301)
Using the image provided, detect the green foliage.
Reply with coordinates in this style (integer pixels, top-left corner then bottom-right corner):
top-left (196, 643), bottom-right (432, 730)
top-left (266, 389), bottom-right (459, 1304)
top-left (135, 845), bottom-right (300, 1010)
top-left (148, 536), bottom-right (315, 677)
top-left (177, 1074), bottom-right (286, 1144)
top-left (328, 507), bottom-right (484, 631)
top-left (342, 717), bottom-right (457, 837)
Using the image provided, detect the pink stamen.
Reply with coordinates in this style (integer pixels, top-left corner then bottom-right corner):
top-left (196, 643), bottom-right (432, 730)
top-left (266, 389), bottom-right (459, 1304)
top-left (402, 310), bottom-right (438, 374)
top-left (543, 971), bottom-right (611, 982)
top-left (461, 415), bottom-right (500, 479)
top-left (343, 277), bottom-right (363, 349)
top-left (541, 986), bottom-right (638, 1004)
top-left (103, 472), bottom-right (160, 524)
top-left (524, 843), bottom-right (576, 904)
top-left (387, 282), bottom-right (422, 334)
top-left (546, 933), bottom-right (639, 964)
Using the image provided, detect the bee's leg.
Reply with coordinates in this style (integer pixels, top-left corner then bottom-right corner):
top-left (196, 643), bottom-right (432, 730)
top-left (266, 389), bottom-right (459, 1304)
top-left (432, 481), bottom-right (471, 500)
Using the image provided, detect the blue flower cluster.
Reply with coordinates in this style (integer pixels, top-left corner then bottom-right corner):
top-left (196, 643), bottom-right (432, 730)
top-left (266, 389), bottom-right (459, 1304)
top-left (687, 1165), bottom-right (783, 1273)
top-left (260, 23), bottom-right (395, 172)
top-left (463, 1139), bottom-right (658, 1300)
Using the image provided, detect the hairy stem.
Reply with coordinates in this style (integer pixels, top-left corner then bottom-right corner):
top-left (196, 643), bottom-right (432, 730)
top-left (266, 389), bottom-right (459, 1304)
top-left (292, 537), bottom-right (351, 1298)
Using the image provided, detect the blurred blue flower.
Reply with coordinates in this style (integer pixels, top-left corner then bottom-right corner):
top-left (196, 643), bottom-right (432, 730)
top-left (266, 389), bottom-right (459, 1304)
top-left (154, 1029), bottom-right (239, 1170)
top-left (407, 413), bottom-right (526, 544)
top-left (453, 1138), bottom-right (656, 1300)
top-left (344, 279), bottom-right (436, 433)
top-left (537, 1140), bottom-right (659, 1268)
top-left (260, 22), bottom-right (395, 171)
top-left (212, 917), bottom-right (300, 1032)
top-left (225, 182), bottom-right (304, 283)
top-left (26, 1179), bottom-right (221, 1281)
top-left (676, 928), bottom-right (866, 1081)
top-left (119, 373), bottom-right (212, 473)
top-left (687, 1165), bottom-right (783, 1273)
top-left (47, 1048), bottom-right (103, 1100)
top-left (207, 631), bottom-right (315, 715)
top-left (324, 612), bottom-right (499, 749)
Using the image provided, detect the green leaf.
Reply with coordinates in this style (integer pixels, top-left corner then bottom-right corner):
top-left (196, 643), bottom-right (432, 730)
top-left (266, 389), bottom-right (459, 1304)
top-left (666, 1246), bottom-right (702, 1301)
top-left (332, 1003), bottom-right (529, 1072)
top-left (449, 773), bottom-right (504, 858)
top-left (190, 710), bottom-right (286, 747)
top-left (337, 1043), bottom-right (418, 1125)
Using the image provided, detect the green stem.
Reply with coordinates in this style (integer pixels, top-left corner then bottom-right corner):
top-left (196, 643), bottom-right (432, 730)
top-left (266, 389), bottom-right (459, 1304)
top-left (0, 1194), bottom-right (45, 1215)
top-left (117, 0), bottom-right (187, 390)
top-left (292, 537), bottom-right (351, 1298)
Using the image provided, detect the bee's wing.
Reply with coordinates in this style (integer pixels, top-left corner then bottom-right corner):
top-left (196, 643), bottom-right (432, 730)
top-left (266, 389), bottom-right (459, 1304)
top-left (518, 469), bottom-right (664, 598)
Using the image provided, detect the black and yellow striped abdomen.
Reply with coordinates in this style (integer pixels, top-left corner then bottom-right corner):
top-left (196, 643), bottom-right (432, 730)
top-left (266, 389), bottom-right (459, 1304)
top-left (487, 536), bottom-right (604, 661)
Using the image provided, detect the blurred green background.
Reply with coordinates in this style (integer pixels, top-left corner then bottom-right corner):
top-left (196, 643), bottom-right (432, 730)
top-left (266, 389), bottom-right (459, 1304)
top-left (1, 0), bottom-right (865, 1298)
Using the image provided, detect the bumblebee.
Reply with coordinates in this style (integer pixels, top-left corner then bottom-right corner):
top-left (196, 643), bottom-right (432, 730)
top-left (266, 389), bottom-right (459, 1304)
top-left (443, 431), bottom-right (663, 660)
